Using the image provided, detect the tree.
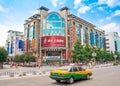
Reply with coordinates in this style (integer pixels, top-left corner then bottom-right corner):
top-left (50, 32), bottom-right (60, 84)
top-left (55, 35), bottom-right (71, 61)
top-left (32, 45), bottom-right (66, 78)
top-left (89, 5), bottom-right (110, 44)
top-left (0, 47), bottom-right (8, 68)
top-left (83, 44), bottom-right (92, 62)
top-left (71, 40), bottom-right (116, 63)
top-left (71, 40), bottom-right (84, 62)
top-left (14, 53), bottom-right (35, 63)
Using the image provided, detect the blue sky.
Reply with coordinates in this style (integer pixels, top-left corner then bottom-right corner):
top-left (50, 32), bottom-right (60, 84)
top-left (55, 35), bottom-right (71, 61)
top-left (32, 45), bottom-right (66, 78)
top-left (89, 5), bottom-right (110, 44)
top-left (0, 0), bottom-right (120, 46)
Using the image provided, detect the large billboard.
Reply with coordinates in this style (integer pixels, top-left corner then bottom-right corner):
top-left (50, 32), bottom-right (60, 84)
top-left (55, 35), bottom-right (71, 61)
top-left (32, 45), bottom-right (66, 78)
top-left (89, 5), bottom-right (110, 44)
top-left (42, 36), bottom-right (66, 47)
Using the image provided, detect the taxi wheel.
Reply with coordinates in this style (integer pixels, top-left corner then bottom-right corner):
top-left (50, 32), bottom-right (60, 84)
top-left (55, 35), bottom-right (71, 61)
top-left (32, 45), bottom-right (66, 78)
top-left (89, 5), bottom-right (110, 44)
top-left (67, 77), bottom-right (74, 84)
top-left (86, 74), bottom-right (90, 80)
top-left (56, 80), bottom-right (60, 83)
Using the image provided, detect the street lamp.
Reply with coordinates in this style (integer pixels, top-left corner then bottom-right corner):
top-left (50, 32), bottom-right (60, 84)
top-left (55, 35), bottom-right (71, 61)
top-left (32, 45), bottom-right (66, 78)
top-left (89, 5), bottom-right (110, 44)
top-left (92, 52), bottom-right (96, 62)
top-left (114, 55), bottom-right (117, 64)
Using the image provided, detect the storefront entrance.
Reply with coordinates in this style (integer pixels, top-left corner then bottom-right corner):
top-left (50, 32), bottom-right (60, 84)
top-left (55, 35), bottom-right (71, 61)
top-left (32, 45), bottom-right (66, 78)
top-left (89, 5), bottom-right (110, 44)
top-left (41, 48), bottom-right (66, 64)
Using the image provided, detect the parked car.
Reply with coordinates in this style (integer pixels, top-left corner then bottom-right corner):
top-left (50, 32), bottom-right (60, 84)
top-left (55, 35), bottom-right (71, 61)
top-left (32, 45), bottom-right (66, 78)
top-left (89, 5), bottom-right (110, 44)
top-left (50, 64), bottom-right (92, 84)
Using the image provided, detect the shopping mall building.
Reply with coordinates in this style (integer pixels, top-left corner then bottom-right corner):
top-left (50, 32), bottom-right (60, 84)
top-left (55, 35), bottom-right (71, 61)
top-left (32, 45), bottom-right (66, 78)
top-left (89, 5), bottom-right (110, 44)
top-left (24, 6), bottom-right (105, 62)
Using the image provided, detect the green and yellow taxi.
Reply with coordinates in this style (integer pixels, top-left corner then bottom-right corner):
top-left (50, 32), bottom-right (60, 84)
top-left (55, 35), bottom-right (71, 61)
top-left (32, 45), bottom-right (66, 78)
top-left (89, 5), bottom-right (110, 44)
top-left (50, 65), bottom-right (92, 84)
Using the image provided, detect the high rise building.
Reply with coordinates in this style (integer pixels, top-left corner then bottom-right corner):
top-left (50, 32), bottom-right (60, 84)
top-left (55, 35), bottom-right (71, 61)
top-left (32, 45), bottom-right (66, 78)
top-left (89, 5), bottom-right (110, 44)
top-left (105, 32), bottom-right (120, 53)
top-left (24, 6), bottom-right (105, 61)
top-left (6, 30), bottom-right (24, 57)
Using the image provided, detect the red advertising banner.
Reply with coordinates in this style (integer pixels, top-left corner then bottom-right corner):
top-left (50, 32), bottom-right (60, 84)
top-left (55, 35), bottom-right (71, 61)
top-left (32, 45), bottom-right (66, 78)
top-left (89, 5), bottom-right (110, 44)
top-left (32, 38), bottom-right (35, 50)
top-left (25, 39), bottom-right (29, 51)
top-left (42, 36), bottom-right (66, 47)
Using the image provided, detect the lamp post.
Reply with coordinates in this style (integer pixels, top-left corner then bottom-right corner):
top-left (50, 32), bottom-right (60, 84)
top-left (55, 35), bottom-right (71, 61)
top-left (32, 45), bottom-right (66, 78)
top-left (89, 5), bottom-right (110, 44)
top-left (92, 52), bottom-right (96, 62)
top-left (114, 55), bottom-right (117, 64)
top-left (60, 53), bottom-right (62, 64)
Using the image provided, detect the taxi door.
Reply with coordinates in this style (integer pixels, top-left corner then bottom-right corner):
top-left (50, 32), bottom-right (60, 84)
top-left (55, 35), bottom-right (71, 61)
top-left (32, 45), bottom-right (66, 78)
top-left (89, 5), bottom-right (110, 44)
top-left (78, 66), bottom-right (86, 79)
top-left (72, 67), bottom-right (81, 80)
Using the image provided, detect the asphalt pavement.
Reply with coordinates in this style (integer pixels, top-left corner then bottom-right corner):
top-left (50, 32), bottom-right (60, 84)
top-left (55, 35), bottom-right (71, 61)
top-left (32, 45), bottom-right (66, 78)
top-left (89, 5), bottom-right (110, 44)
top-left (0, 64), bottom-right (120, 86)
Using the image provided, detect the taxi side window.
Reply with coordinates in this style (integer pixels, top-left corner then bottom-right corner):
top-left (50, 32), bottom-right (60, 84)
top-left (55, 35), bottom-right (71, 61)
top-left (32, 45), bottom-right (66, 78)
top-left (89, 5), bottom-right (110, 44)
top-left (78, 67), bottom-right (83, 71)
top-left (69, 67), bottom-right (73, 72)
top-left (73, 67), bottom-right (78, 72)
top-left (78, 67), bottom-right (85, 71)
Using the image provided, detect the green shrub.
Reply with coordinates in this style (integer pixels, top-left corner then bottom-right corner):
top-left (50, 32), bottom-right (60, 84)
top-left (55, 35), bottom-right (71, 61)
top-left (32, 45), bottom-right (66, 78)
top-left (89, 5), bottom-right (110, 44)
top-left (14, 53), bottom-right (35, 62)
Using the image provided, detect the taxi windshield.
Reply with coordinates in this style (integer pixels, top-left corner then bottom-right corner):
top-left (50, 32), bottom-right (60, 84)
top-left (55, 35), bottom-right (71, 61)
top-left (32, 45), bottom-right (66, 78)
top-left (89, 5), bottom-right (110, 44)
top-left (57, 66), bottom-right (71, 71)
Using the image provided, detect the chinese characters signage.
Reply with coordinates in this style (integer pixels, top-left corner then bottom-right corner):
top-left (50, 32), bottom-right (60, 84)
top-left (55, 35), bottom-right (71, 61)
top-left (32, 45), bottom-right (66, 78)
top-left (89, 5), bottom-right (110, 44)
top-left (42, 36), bottom-right (66, 47)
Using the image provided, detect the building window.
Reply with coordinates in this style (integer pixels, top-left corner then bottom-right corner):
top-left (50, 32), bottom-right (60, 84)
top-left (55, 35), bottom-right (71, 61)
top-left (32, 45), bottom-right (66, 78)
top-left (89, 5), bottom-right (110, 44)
top-left (42, 12), bottom-right (65, 36)
top-left (95, 32), bottom-right (99, 46)
top-left (106, 39), bottom-right (109, 41)
top-left (106, 46), bottom-right (109, 48)
top-left (114, 41), bottom-right (117, 51)
top-left (90, 30), bottom-right (94, 46)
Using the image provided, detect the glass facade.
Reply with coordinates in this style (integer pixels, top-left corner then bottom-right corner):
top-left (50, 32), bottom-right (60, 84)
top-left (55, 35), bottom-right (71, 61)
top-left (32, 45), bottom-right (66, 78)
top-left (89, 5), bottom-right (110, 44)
top-left (90, 30), bottom-right (95, 46)
top-left (25, 28), bottom-right (29, 40)
top-left (75, 22), bottom-right (80, 40)
top-left (83, 29), bottom-right (86, 44)
top-left (25, 25), bottom-right (35, 50)
top-left (99, 35), bottom-right (103, 48)
top-left (19, 40), bottom-right (24, 51)
top-left (114, 41), bottom-right (117, 51)
top-left (72, 23), bottom-right (104, 48)
top-left (42, 12), bottom-right (65, 36)
top-left (29, 26), bottom-right (35, 48)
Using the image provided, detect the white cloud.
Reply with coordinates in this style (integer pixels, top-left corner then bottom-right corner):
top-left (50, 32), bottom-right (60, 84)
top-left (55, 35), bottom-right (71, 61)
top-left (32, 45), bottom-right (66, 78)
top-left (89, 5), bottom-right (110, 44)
top-left (105, 10), bottom-right (120, 21)
top-left (0, 5), bottom-right (9, 13)
top-left (0, 24), bottom-right (8, 46)
top-left (106, 0), bottom-right (120, 7)
top-left (98, 0), bottom-right (106, 4)
top-left (98, 0), bottom-right (120, 7)
top-left (74, 0), bottom-right (82, 9)
top-left (51, 0), bottom-right (58, 7)
top-left (106, 16), bottom-right (111, 20)
top-left (99, 19), bottom-right (104, 23)
top-left (100, 22), bottom-right (120, 33)
top-left (78, 5), bottom-right (90, 14)
top-left (77, 13), bottom-right (80, 17)
top-left (0, 23), bottom-right (24, 46)
top-left (0, 5), bottom-right (5, 12)
top-left (113, 10), bottom-right (120, 17)
top-left (50, 0), bottom-right (65, 7)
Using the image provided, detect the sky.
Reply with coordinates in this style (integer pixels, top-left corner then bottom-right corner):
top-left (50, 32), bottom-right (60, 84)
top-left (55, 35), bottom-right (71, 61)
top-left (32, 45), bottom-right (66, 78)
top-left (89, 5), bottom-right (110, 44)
top-left (0, 0), bottom-right (120, 46)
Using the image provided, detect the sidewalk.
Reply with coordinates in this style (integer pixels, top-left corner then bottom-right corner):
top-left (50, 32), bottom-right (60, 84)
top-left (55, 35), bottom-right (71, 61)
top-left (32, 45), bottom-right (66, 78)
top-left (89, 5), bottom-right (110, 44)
top-left (0, 65), bottom-right (58, 79)
top-left (0, 63), bottom-right (116, 80)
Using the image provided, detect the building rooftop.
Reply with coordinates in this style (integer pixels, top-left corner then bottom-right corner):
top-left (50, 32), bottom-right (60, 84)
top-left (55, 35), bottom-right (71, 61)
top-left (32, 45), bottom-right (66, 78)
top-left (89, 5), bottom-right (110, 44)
top-left (28, 14), bottom-right (40, 19)
top-left (8, 30), bottom-right (23, 33)
top-left (69, 14), bottom-right (96, 28)
top-left (59, 6), bottom-right (70, 11)
top-left (37, 6), bottom-right (49, 11)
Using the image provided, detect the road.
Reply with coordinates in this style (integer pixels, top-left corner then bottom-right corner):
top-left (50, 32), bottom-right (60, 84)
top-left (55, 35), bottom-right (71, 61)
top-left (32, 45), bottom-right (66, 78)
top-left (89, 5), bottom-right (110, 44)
top-left (0, 65), bottom-right (120, 86)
